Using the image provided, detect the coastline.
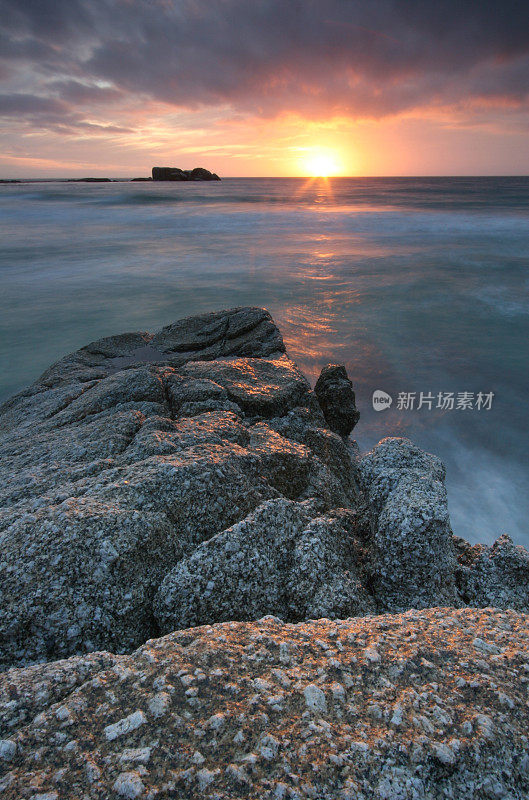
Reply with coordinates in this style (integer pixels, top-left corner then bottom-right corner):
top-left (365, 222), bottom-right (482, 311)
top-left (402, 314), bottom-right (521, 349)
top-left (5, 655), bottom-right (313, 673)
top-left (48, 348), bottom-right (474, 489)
top-left (1, 307), bottom-right (529, 798)
top-left (0, 307), bottom-right (528, 796)
top-left (1, 306), bottom-right (527, 668)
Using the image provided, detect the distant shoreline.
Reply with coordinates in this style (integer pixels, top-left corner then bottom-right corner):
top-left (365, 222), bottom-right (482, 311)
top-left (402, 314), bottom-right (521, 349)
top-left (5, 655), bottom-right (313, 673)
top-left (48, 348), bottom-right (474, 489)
top-left (0, 178), bottom-right (149, 184)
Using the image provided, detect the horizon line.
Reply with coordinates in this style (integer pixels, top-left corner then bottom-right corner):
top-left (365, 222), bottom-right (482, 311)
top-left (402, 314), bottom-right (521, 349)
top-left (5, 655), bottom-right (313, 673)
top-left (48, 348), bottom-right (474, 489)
top-left (2, 174), bottom-right (529, 181)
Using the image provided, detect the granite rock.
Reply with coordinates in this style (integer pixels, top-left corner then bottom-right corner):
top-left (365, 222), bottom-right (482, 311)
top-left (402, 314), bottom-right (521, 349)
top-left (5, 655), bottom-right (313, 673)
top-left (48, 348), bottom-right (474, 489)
top-left (0, 308), bottom-right (358, 668)
top-left (454, 533), bottom-right (529, 611)
top-left (358, 437), bottom-right (458, 612)
top-left (154, 498), bottom-right (375, 631)
top-left (1, 609), bottom-right (529, 799)
top-left (1, 306), bottom-right (528, 676)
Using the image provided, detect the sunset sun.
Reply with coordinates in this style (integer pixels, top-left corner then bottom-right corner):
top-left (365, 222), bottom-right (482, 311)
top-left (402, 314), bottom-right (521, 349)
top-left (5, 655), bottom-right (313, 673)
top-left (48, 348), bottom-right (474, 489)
top-left (302, 149), bottom-right (341, 177)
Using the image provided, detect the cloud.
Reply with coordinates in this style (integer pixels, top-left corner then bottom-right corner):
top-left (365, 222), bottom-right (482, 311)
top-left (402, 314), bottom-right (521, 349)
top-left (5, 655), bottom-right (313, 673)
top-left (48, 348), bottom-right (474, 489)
top-left (0, 93), bottom-right (67, 115)
top-left (49, 80), bottom-right (123, 105)
top-left (0, 0), bottom-right (528, 135)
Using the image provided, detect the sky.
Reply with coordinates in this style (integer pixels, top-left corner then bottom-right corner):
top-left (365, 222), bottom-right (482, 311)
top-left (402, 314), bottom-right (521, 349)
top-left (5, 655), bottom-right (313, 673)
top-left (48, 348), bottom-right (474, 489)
top-left (1, 0), bottom-right (528, 178)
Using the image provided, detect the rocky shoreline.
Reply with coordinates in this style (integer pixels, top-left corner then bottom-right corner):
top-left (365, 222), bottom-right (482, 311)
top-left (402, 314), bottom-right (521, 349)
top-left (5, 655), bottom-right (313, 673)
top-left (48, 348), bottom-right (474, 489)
top-left (0, 307), bottom-right (528, 798)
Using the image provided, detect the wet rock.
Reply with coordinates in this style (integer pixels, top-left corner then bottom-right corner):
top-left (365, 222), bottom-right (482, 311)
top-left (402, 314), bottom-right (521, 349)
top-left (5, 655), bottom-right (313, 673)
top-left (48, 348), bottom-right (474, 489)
top-left (314, 364), bottom-right (360, 437)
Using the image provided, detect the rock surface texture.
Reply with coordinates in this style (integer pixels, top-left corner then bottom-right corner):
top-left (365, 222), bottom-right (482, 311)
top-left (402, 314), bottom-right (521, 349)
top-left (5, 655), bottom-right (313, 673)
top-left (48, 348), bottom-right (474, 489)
top-left (2, 609), bottom-right (529, 799)
top-left (152, 166), bottom-right (220, 181)
top-left (1, 306), bottom-right (528, 674)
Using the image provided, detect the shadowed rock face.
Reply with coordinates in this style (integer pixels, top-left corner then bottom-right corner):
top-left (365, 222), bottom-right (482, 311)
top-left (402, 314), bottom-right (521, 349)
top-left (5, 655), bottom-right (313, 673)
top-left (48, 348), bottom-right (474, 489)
top-left (154, 498), bottom-right (376, 633)
top-left (0, 306), bottom-right (527, 673)
top-left (314, 363), bottom-right (360, 437)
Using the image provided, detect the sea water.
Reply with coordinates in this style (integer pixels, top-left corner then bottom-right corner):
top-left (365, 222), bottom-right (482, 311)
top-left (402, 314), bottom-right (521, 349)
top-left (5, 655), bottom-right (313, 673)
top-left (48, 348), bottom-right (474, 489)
top-left (1, 176), bottom-right (528, 546)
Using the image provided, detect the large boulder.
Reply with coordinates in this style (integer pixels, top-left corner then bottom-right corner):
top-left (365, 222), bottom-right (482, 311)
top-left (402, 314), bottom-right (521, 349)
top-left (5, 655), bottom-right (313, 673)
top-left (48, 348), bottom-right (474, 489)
top-left (1, 609), bottom-right (529, 800)
top-left (0, 308), bottom-right (359, 668)
top-left (358, 437), bottom-right (458, 612)
top-left (1, 306), bottom-right (528, 675)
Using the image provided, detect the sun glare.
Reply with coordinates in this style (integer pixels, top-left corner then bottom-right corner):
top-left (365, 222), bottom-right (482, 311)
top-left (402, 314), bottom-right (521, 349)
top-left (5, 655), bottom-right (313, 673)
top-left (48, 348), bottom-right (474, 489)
top-left (302, 149), bottom-right (341, 177)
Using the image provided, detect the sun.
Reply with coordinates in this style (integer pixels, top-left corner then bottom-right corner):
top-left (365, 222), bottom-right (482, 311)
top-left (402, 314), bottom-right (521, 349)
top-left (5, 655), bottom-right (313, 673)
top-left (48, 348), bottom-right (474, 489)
top-left (302, 148), bottom-right (341, 177)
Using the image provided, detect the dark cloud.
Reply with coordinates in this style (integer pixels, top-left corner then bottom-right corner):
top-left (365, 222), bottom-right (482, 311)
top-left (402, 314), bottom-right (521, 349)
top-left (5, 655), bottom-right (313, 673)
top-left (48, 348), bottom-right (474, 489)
top-left (1, 0), bottom-right (528, 125)
top-left (0, 91), bottom-right (130, 136)
top-left (0, 93), bottom-right (67, 115)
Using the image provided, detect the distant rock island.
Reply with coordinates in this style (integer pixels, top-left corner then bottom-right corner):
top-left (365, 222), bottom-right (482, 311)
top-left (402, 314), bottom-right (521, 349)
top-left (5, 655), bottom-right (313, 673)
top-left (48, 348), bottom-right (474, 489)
top-left (152, 166), bottom-right (221, 181)
top-left (67, 177), bottom-right (113, 182)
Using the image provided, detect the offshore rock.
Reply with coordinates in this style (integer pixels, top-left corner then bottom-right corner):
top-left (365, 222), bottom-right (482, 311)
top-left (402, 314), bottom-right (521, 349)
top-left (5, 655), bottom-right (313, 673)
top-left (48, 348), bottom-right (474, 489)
top-left (152, 166), bottom-right (221, 181)
top-left (315, 363), bottom-right (360, 437)
top-left (1, 608), bottom-right (529, 799)
top-left (67, 177), bottom-right (113, 182)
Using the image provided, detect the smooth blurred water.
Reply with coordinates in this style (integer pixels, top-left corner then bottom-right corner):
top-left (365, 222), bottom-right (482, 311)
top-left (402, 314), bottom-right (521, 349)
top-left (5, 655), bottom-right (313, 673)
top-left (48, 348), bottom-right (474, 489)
top-left (1, 177), bottom-right (528, 545)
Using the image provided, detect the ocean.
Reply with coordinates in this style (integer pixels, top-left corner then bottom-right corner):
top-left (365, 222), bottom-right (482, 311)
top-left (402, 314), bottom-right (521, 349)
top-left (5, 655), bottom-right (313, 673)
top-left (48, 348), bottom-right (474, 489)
top-left (1, 176), bottom-right (528, 546)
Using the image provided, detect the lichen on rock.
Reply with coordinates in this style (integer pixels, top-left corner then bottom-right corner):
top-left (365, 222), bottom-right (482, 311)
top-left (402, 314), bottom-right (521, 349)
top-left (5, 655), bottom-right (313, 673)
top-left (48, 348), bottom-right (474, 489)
top-left (2, 609), bottom-right (529, 799)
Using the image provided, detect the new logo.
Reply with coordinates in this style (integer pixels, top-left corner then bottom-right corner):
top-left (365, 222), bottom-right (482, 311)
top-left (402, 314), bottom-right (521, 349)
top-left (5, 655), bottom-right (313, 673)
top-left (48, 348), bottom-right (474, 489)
top-left (372, 390), bottom-right (393, 411)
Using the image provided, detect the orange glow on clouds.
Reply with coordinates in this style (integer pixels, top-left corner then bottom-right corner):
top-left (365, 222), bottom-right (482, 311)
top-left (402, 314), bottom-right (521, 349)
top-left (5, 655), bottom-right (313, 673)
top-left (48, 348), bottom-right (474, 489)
top-left (1, 106), bottom-right (528, 179)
